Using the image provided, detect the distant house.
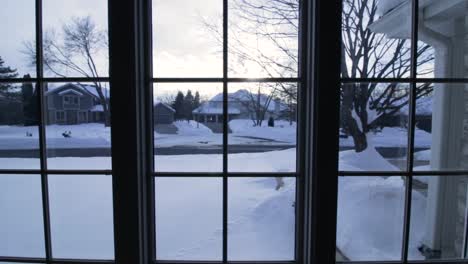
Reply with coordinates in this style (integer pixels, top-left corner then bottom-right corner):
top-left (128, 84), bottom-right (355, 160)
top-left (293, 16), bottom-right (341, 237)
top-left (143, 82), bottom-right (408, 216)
top-left (0, 93), bottom-right (24, 125)
top-left (45, 83), bottom-right (109, 125)
top-left (192, 89), bottom-right (289, 124)
top-left (154, 102), bottom-right (175, 124)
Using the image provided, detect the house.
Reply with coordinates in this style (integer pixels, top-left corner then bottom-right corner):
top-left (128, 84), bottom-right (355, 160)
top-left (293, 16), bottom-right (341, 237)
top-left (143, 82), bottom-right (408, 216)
top-left (45, 83), bottom-right (109, 125)
top-left (192, 89), bottom-right (289, 124)
top-left (0, 93), bottom-right (24, 125)
top-left (154, 102), bottom-right (175, 124)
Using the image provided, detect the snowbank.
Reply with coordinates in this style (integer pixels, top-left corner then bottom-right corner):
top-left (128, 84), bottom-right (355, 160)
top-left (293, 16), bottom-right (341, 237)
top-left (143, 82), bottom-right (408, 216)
top-left (229, 119), bottom-right (296, 143)
top-left (174, 120), bottom-right (213, 136)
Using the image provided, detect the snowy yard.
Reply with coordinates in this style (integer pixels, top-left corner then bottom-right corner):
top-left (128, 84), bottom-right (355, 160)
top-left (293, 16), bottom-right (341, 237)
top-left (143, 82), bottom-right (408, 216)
top-left (0, 146), bottom-right (428, 261)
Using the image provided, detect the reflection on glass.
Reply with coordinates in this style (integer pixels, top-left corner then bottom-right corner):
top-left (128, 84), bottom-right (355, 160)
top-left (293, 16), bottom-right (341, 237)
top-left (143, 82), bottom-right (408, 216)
top-left (228, 177), bottom-right (295, 260)
top-left (409, 175), bottom-right (468, 260)
top-left (227, 83), bottom-right (297, 172)
top-left (153, 0), bottom-right (222, 77)
top-left (44, 82), bottom-right (111, 170)
top-left (228, 0), bottom-right (298, 78)
top-left (0, 82), bottom-right (40, 169)
top-left (42, 0), bottom-right (108, 77)
top-left (48, 174), bottom-right (114, 259)
top-left (0, 0), bottom-right (36, 78)
top-left (155, 177), bottom-right (222, 260)
top-left (336, 176), bottom-right (405, 261)
top-left (342, 0), bottom-right (412, 79)
top-left (339, 83), bottom-right (409, 171)
top-left (413, 83), bottom-right (468, 171)
top-left (0, 174), bottom-right (45, 257)
top-left (153, 83), bottom-right (223, 172)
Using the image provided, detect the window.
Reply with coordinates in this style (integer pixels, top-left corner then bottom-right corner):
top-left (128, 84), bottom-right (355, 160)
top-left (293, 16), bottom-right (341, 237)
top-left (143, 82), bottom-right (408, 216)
top-left (55, 111), bottom-right (65, 121)
top-left (1, 0), bottom-right (342, 264)
top-left (63, 95), bottom-right (79, 105)
top-left (338, 0), bottom-right (468, 263)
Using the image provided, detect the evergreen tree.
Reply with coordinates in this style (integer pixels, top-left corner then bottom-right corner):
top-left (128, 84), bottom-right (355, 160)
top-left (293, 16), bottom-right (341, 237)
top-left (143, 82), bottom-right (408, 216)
top-left (183, 90), bottom-right (194, 121)
top-left (194, 91), bottom-right (201, 109)
top-left (21, 74), bottom-right (38, 126)
top-left (0, 56), bottom-right (19, 95)
top-left (172, 91), bottom-right (185, 120)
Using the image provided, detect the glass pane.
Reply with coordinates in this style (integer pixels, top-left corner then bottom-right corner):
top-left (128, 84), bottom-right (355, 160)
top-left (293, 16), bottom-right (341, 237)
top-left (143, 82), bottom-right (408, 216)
top-left (42, 0), bottom-right (108, 77)
top-left (336, 176), bottom-right (405, 261)
top-left (48, 174), bottom-right (114, 259)
top-left (44, 82), bottom-right (111, 170)
top-left (339, 83), bottom-right (409, 171)
top-left (228, 177), bottom-right (295, 260)
top-left (0, 174), bottom-right (45, 257)
top-left (152, 0), bottom-right (222, 77)
top-left (155, 177), bottom-right (222, 260)
top-left (228, 83), bottom-right (297, 172)
top-left (228, 0), bottom-right (298, 78)
top-left (154, 83), bottom-right (223, 172)
top-left (413, 83), bottom-right (468, 171)
top-left (409, 175), bottom-right (468, 260)
top-left (342, 0), bottom-right (412, 79)
top-left (0, 82), bottom-right (40, 169)
top-left (0, 0), bottom-right (36, 78)
top-left (417, 2), bottom-right (467, 78)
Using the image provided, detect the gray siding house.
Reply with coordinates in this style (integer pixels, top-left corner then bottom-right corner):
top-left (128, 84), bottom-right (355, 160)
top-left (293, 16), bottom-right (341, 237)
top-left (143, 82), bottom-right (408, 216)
top-left (154, 102), bottom-right (175, 124)
top-left (45, 83), bottom-right (108, 125)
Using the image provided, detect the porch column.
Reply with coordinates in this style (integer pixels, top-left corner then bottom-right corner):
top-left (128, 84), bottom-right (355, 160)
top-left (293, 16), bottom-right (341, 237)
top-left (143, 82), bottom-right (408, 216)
top-left (423, 17), bottom-right (467, 258)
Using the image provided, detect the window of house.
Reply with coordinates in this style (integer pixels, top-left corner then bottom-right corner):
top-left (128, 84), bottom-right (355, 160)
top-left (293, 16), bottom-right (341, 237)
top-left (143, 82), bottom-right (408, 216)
top-left (55, 111), bottom-right (65, 121)
top-left (63, 95), bottom-right (79, 105)
top-left (337, 0), bottom-right (468, 263)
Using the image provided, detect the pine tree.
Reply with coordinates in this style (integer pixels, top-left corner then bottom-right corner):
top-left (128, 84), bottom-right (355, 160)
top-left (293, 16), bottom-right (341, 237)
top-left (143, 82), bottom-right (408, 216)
top-left (184, 90), bottom-right (194, 121)
top-left (21, 74), bottom-right (38, 126)
top-left (172, 91), bottom-right (185, 120)
top-left (194, 91), bottom-right (201, 109)
top-left (0, 56), bottom-right (18, 95)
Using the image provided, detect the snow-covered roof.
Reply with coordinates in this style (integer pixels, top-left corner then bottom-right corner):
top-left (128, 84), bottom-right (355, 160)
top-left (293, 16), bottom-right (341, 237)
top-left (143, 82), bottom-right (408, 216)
top-left (155, 102), bottom-right (176, 113)
top-left (45, 83), bottom-right (110, 99)
top-left (58, 89), bottom-right (84, 96)
top-left (206, 89), bottom-right (288, 112)
top-left (377, 0), bottom-right (407, 16)
top-left (90, 105), bottom-right (104, 112)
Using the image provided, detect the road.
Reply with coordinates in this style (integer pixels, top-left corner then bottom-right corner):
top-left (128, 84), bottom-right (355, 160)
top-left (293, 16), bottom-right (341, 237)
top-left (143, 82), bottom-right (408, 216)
top-left (0, 145), bottom-right (429, 158)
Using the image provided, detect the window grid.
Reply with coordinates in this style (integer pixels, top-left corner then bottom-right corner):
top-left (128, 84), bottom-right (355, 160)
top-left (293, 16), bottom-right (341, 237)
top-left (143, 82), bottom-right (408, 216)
top-left (339, 0), bottom-right (468, 263)
top-left (0, 0), bottom-right (113, 263)
top-left (149, 0), bottom-right (302, 263)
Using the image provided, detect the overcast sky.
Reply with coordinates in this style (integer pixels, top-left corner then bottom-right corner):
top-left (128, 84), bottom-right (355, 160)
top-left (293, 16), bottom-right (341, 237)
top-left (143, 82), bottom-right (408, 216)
top-left (1, 0), bottom-right (296, 98)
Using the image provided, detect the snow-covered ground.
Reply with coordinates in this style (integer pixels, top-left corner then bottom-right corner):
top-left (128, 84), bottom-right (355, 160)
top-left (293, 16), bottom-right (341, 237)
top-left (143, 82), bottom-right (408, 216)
top-left (340, 127), bottom-right (431, 148)
top-left (0, 147), bottom-right (428, 261)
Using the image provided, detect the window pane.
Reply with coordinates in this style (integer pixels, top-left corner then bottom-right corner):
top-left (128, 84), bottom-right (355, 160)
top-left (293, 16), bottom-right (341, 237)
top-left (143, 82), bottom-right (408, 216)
top-left (416, 2), bottom-right (467, 78)
top-left (155, 177), bottom-right (222, 260)
top-left (44, 82), bottom-right (111, 170)
top-left (0, 174), bottom-right (45, 258)
top-left (413, 83), bottom-right (468, 171)
top-left (153, 83), bottom-right (223, 172)
top-left (48, 174), bottom-right (114, 259)
top-left (336, 176), bottom-right (405, 261)
top-left (228, 83), bottom-right (297, 172)
top-left (228, 0), bottom-right (298, 78)
top-left (152, 0), bottom-right (222, 77)
top-left (0, 82), bottom-right (40, 169)
top-left (42, 0), bottom-right (108, 78)
top-left (339, 83), bottom-right (409, 171)
top-left (228, 177), bottom-right (295, 260)
top-left (342, 0), bottom-right (412, 79)
top-left (0, 0), bottom-right (36, 78)
top-left (409, 175), bottom-right (468, 260)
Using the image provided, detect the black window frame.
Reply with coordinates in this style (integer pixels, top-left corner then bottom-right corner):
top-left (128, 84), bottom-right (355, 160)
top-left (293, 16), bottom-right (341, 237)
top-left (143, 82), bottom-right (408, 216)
top-left (0, 0), bottom-right (341, 264)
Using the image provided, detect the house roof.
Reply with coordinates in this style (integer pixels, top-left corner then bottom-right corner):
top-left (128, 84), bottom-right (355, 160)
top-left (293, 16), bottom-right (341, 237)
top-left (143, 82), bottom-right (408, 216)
top-left (192, 105), bottom-right (241, 115)
top-left (45, 83), bottom-right (110, 100)
top-left (154, 102), bottom-right (176, 113)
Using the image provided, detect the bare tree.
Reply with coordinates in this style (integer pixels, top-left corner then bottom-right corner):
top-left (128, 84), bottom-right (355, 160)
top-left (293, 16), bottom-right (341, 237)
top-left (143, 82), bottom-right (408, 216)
top-left (23, 16), bottom-right (110, 126)
top-left (341, 0), bottom-right (434, 152)
top-left (231, 84), bottom-right (277, 126)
